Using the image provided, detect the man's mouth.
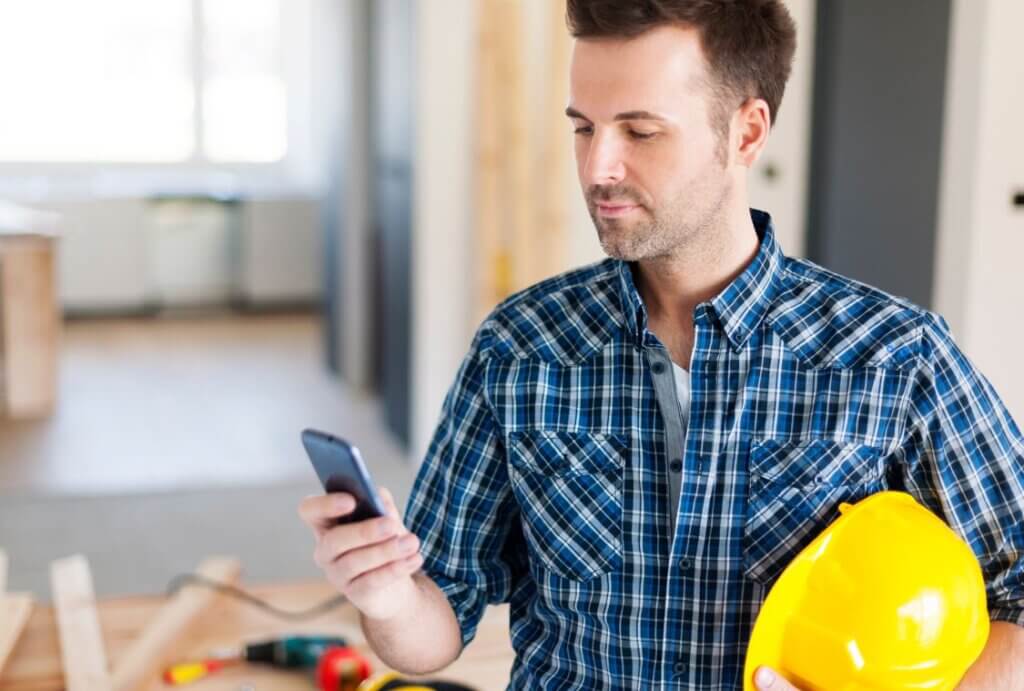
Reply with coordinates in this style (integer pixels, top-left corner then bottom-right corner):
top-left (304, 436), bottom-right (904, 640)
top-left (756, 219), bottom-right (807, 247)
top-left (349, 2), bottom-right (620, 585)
top-left (595, 202), bottom-right (641, 218)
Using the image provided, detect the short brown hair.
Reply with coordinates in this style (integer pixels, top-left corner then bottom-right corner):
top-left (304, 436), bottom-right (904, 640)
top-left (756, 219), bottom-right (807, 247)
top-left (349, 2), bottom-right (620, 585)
top-left (566, 0), bottom-right (796, 140)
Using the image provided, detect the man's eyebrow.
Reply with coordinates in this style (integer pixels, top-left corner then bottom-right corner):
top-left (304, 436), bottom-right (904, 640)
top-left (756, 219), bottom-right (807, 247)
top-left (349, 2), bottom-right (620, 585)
top-left (613, 110), bottom-right (667, 122)
top-left (564, 107), bottom-right (667, 122)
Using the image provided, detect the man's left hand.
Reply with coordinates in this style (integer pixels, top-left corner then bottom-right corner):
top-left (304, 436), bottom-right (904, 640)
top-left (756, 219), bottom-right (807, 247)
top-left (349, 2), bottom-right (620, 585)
top-left (753, 666), bottom-right (803, 690)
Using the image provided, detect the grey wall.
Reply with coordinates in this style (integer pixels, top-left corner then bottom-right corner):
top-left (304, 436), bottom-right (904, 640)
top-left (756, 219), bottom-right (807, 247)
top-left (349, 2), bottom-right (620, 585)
top-left (806, 0), bottom-right (952, 308)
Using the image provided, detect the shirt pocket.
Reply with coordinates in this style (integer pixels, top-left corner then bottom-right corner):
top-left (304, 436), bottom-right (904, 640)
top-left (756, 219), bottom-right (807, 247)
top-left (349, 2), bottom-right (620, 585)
top-left (743, 438), bottom-right (886, 586)
top-left (507, 429), bottom-right (626, 580)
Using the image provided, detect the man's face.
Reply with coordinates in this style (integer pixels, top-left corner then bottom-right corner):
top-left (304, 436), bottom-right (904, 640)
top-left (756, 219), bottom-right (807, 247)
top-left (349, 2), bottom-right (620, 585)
top-left (568, 25), bottom-right (735, 261)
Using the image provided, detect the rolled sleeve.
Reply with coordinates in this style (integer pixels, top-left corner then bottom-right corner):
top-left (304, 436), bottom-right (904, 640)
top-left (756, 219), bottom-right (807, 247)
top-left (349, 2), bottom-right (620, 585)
top-left (403, 326), bottom-right (523, 647)
top-left (898, 312), bottom-right (1024, 623)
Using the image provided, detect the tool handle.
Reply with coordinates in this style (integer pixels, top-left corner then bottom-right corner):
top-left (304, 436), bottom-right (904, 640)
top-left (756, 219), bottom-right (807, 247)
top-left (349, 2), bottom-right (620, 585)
top-left (163, 659), bottom-right (233, 685)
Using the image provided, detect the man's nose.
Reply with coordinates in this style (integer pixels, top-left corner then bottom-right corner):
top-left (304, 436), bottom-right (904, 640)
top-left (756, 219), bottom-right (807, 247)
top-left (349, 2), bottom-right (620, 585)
top-left (582, 133), bottom-right (626, 187)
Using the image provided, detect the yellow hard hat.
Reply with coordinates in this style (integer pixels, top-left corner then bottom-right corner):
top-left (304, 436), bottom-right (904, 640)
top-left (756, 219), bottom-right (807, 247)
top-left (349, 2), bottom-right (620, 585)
top-left (744, 491), bottom-right (989, 691)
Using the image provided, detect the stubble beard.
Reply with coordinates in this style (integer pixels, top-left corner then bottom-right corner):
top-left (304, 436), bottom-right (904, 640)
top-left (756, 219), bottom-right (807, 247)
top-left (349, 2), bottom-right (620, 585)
top-left (589, 172), bottom-right (732, 263)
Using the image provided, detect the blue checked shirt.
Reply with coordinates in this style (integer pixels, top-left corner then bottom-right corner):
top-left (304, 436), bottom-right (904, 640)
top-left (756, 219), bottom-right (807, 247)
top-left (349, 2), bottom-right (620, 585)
top-left (404, 209), bottom-right (1024, 689)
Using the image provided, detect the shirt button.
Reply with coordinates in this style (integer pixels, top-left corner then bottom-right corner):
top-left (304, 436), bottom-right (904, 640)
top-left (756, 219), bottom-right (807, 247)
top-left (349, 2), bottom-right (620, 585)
top-left (673, 660), bottom-right (687, 675)
top-left (669, 459), bottom-right (682, 472)
top-left (679, 558), bottom-right (692, 571)
top-left (651, 361), bottom-right (666, 375)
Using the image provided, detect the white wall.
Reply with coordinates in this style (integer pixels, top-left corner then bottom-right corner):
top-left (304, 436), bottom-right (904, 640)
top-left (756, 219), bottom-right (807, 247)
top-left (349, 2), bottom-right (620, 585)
top-left (934, 0), bottom-right (1024, 422)
top-left (411, 0), bottom-right (480, 461)
top-left (748, 0), bottom-right (815, 258)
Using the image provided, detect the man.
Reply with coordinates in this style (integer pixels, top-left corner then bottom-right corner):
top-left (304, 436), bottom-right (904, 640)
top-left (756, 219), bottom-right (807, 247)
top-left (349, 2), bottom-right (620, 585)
top-left (300, 1), bottom-right (1024, 688)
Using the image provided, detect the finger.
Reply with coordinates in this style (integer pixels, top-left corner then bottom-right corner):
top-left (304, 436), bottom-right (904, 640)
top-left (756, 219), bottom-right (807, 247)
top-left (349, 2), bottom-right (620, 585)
top-left (754, 666), bottom-right (800, 691)
top-left (298, 493), bottom-right (356, 534)
top-left (314, 514), bottom-right (402, 566)
top-left (329, 532), bottom-right (420, 588)
top-left (345, 551), bottom-right (424, 600)
top-left (379, 487), bottom-right (401, 520)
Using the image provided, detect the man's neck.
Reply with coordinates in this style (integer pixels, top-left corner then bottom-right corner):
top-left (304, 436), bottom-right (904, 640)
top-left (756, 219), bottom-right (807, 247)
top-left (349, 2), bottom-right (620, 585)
top-left (634, 204), bottom-right (760, 325)
top-left (632, 203), bottom-right (760, 369)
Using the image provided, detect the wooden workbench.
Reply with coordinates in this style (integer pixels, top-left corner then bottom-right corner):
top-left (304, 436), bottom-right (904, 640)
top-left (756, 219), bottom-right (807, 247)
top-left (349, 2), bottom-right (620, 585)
top-left (0, 580), bottom-right (514, 691)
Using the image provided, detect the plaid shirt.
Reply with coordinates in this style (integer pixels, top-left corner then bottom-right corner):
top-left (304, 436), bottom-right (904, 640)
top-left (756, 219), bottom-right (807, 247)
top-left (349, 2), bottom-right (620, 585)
top-left (404, 209), bottom-right (1024, 689)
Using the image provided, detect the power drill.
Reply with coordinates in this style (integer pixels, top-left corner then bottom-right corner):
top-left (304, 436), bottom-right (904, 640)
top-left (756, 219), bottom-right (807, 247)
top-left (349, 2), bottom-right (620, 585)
top-left (164, 634), bottom-right (348, 684)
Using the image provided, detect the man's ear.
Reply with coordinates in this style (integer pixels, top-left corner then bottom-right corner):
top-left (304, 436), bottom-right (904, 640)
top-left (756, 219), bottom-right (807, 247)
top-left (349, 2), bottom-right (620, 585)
top-left (732, 97), bottom-right (771, 169)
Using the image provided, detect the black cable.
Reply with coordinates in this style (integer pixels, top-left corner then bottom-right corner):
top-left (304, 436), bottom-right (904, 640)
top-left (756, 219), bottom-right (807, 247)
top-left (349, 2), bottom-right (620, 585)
top-left (165, 573), bottom-right (348, 621)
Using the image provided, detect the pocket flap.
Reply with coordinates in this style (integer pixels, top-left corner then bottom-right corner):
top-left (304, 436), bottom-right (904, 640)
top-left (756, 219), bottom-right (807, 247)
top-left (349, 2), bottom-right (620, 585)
top-left (508, 430), bottom-right (626, 475)
top-left (750, 438), bottom-right (883, 488)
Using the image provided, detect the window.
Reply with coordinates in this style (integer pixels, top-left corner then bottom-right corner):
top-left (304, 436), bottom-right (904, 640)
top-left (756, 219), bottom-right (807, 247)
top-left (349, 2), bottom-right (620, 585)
top-left (0, 0), bottom-right (288, 163)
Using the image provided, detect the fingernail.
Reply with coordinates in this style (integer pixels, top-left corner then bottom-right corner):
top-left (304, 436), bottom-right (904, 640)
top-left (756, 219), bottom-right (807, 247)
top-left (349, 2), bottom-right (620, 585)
top-left (334, 495), bottom-right (353, 511)
top-left (378, 518), bottom-right (395, 536)
top-left (755, 667), bottom-right (775, 688)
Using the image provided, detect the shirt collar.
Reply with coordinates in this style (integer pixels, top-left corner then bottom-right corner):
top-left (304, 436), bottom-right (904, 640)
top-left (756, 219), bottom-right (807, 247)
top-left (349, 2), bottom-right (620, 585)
top-left (615, 208), bottom-right (784, 353)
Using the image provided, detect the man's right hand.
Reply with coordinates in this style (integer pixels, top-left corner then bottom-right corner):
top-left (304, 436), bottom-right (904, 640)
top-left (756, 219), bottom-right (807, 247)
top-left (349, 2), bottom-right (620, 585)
top-left (298, 487), bottom-right (424, 621)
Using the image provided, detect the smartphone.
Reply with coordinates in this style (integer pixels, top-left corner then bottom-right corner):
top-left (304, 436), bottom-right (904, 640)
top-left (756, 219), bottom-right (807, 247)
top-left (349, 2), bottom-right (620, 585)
top-left (301, 428), bottom-right (386, 525)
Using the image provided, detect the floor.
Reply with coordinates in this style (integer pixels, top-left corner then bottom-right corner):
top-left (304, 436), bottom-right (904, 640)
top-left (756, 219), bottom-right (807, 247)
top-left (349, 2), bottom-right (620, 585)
top-left (0, 313), bottom-right (417, 599)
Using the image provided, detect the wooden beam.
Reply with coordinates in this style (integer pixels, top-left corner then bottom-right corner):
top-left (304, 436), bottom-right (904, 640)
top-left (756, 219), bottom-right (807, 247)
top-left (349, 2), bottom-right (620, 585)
top-left (0, 593), bottom-right (34, 680)
top-left (490, 0), bottom-right (533, 295)
top-left (538, 0), bottom-right (572, 282)
top-left (110, 556), bottom-right (241, 691)
top-left (476, 0), bottom-right (505, 323)
top-left (50, 555), bottom-right (111, 691)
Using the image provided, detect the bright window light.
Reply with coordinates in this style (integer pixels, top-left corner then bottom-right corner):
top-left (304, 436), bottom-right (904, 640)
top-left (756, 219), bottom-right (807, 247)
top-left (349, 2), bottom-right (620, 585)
top-left (0, 0), bottom-right (287, 164)
top-left (202, 0), bottom-right (287, 162)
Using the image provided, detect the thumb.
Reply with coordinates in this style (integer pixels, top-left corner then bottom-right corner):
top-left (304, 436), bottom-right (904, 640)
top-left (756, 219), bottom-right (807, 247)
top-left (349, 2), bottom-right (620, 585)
top-left (754, 666), bottom-right (801, 691)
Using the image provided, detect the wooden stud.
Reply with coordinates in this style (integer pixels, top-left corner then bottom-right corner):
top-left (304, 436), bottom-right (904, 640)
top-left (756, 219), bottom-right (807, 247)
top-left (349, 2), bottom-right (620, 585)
top-left (0, 593), bottom-right (34, 680)
top-left (0, 549), bottom-right (34, 681)
top-left (491, 0), bottom-right (533, 295)
top-left (476, 0), bottom-right (505, 323)
top-left (111, 556), bottom-right (241, 691)
top-left (476, 0), bottom-right (571, 321)
top-left (50, 555), bottom-right (111, 691)
top-left (538, 0), bottom-right (572, 282)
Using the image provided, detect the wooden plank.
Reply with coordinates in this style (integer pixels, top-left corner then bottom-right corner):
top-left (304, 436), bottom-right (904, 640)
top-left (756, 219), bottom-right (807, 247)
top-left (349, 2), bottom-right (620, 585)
top-left (0, 594), bottom-right (34, 681)
top-left (0, 236), bottom-right (60, 418)
top-left (475, 0), bottom-right (506, 323)
top-left (0, 580), bottom-right (514, 691)
top-left (110, 557), bottom-right (240, 691)
top-left (538, 0), bottom-right (571, 281)
top-left (490, 0), bottom-right (534, 295)
top-left (50, 555), bottom-right (110, 691)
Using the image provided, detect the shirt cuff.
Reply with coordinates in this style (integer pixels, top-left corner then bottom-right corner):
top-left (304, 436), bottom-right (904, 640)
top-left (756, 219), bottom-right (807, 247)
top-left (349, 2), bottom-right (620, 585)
top-left (423, 568), bottom-right (489, 648)
top-left (989, 605), bottom-right (1024, 628)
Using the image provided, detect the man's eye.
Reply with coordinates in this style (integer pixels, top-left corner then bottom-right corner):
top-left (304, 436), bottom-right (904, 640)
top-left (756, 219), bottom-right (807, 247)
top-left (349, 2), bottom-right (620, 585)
top-left (573, 126), bottom-right (593, 136)
top-left (629, 130), bottom-right (656, 140)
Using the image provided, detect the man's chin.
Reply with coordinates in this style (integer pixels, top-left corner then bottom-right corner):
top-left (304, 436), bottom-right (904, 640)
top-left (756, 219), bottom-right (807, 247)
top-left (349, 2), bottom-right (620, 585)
top-left (597, 237), bottom-right (644, 262)
top-left (596, 223), bottom-right (646, 261)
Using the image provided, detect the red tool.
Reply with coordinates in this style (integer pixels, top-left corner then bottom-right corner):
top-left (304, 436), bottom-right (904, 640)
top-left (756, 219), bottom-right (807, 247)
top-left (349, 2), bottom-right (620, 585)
top-left (317, 646), bottom-right (373, 691)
